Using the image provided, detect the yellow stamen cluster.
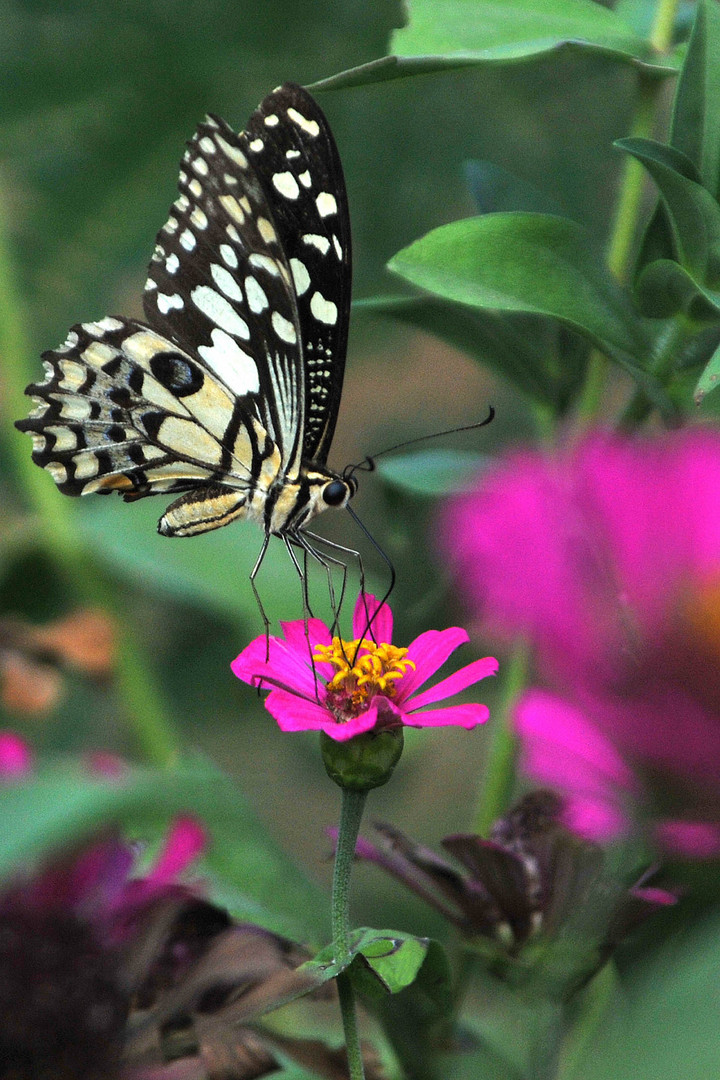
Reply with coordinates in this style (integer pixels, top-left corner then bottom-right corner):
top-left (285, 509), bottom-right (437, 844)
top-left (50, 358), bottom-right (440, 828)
top-left (313, 637), bottom-right (415, 707)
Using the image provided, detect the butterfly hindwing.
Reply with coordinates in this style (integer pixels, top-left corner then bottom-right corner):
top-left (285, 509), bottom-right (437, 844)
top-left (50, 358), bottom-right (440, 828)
top-left (19, 317), bottom-right (275, 501)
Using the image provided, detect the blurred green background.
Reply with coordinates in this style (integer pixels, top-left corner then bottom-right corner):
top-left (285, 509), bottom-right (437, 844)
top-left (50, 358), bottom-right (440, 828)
top-left (0, 0), bottom-right (657, 938)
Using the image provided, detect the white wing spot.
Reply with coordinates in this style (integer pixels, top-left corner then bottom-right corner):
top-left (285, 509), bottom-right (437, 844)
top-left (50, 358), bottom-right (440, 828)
top-left (287, 108), bottom-right (320, 137)
top-left (189, 178), bottom-right (203, 198)
top-left (211, 263), bottom-right (243, 303)
top-left (157, 293), bottom-right (185, 314)
top-left (191, 286), bottom-right (250, 339)
top-left (298, 171), bottom-right (311, 188)
top-left (245, 276), bottom-right (268, 313)
top-left (289, 258), bottom-right (310, 296)
top-left (249, 253), bottom-right (281, 277)
top-left (333, 235), bottom-right (343, 259)
top-left (219, 194), bottom-right (245, 224)
top-left (226, 224), bottom-right (241, 244)
top-left (199, 136), bottom-right (216, 154)
top-left (165, 253), bottom-right (180, 274)
top-left (302, 233), bottom-right (330, 256)
top-left (257, 217), bottom-right (277, 244)
top-left (216, 135), bottom-right (248, 169)
top-left (92, 317), bottom-right (123, 333)
top-left (220, 243), bottom-right (238, 268)
top-left (180, 229), bottom-right (197, 252)
top-left (272, 172), bottom-right (300, 200)
top-left (310, 291), bottom-right (338, 325)
top-left (145, 279), bottom-right (158, 291)
top-left (190, 207), bottom-right (209, 230)
top-left (271, 311), bottom-right (297, 344)
top-left (223, 173), bottom-right (238, 186)
top-left (198, 329), bottom-right (259, 396)
top-left (163, 216), bottom-right (179, 234)
top-left (264, 114), bottom-right (279, 127)
top-left (192, 157), bottom-right (209, 177)
top-left (175, 194), bottom-right (190, 212)
top-left (286, 149), bottom-right (301, 160)
top-left (249, 138), bottom-right (264, 152)
top-left (316, 192), bottom-right (337, 217)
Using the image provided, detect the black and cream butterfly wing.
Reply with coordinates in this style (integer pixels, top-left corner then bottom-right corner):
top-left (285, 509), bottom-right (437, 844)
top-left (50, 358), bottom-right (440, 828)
top-left (17, 83), bottom-right (351, 518)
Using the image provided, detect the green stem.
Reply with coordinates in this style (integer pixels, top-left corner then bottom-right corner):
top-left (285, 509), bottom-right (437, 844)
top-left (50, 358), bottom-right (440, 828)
top-left (555, 964), bottom-right (619, 1080)
top-left (0, 196), bottom-right (179, 768)
top-left (332, 786), bottom-right (368, 1080)
top-left (575, 0), bottom-right (680, 427)
top-left (473, 641), bottom-right (529, 837)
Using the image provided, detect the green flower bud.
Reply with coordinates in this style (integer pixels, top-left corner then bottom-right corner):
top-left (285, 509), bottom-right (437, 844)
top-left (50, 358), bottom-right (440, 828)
top-left (321, 728), bottom-right (404, 791)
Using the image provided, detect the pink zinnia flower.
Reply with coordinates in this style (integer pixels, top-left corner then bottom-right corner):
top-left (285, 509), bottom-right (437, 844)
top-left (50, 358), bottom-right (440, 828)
top-left (232, 593), bottom-right (497, 742)
top-left (439, 429), bottom-right (720, 857)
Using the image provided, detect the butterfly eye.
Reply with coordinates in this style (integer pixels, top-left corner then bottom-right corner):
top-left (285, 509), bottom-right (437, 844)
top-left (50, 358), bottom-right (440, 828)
top-left (323, 480), bottom-right (349, 507)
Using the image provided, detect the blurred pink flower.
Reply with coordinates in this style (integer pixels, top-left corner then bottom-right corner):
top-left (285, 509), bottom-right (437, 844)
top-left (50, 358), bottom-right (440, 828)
top-left (232, 592), bottom-right (497, 742)
top-left (440, 429), bottom-right (720, 856)
top-left (0, 745), bottom-right (206, 1079)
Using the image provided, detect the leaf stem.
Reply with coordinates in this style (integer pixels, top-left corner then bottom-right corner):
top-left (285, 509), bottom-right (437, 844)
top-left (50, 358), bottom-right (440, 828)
top-left (332, 786), bottom-right (368, 1080)
top-left (473, 641), bottom-right (528, 837)
top-left (575, 0), bottom-right (680, 426)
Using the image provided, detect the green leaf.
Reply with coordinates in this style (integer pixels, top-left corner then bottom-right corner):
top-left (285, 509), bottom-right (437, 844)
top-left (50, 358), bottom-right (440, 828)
top-left (694, 338), bottom-right (720, 403)
top-left (670, 0), bottom-right (720, 199)
top-left (306, 929), bottom-right (451, 1005)
top-left (388, 213), bottom-right (653, 362)
top-left (311, 0), bottom-right (675, 89)
top-left (617, 136), bottom-right (720, 280)
top-left (377, 449), bottom-right (487, 497)
top-left (0, 757), bottom-right (327, 943)
top-left (570, 907), bottom-right (720, 1080)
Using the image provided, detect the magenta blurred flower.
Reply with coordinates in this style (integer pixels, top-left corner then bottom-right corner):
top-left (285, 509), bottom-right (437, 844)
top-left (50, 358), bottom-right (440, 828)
top-left (440, 429), bottom-right (720, 856)
top-left (232, 592), bottom-right (497, 742)
top-left (0, 801), bottom-right (205, 1079)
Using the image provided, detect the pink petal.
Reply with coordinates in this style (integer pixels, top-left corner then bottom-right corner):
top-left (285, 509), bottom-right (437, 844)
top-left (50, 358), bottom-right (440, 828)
top-left (655, 820), bottom-right (720, 859)
top-left (0, 732), bottom-right (32, 778)
top-left (321, 706), bottom-right (381, 742)
top-left (150, 816), bottom-right (206, 883)
top-left (395, 627), bottom-right (470, 700)
top-left (402, 702), bottom-right (489, 729)
top-left (352, 593), bottom-right (393, 643)
top-left (265, 688), bottom-right (336, 732)
top-left (231, 629), bottom-right (322, 700)
top-left (408, 656), bottom-right (498, 711)
top-left (515, 690), bottom-right (637, 793)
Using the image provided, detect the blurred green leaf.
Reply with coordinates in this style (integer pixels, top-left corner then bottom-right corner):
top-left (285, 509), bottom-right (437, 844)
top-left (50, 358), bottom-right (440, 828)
top-left (465, 160), bottom-right (569, 216)
top-left (357, 293), bottom-right (585, 409)
top-left (617, 137), bottom-right (720, 280)
top-left (0, 756), bottom-right (327, 942)
top-left (670, 0), bottom-right (720, 199)
top-left (570, 906), bottom-right (720, 1080)
top-left (376, 449), bottom-right (487, 497)
top-left (694, 339), bottom-right (720, 403)
top-left (75, 496), bottom-right (341, 628)
top-left (388, 213), bottom-right (653, 362)
top-left (636, 257), bottom-right (720, 319)
top-left (312, 0), bottom-right (676, 90)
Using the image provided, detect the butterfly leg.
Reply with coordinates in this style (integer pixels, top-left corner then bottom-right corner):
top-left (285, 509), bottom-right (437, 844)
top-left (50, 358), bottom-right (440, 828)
top-left (250, 532), bottom-right (273, 661)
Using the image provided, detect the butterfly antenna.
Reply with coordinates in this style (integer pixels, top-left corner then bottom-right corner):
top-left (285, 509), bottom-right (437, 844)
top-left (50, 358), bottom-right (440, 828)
top-left (343, 406), bottom-right (495, 483)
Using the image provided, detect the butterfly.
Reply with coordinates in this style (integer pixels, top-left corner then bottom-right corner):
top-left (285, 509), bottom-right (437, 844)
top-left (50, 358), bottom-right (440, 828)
top-left (16, 83), bottom-right (356, 604)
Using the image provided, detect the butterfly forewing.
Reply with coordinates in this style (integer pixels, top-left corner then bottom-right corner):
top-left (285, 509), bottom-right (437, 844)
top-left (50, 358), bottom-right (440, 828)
top-left (241, 84), bottom-right (351, 466)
